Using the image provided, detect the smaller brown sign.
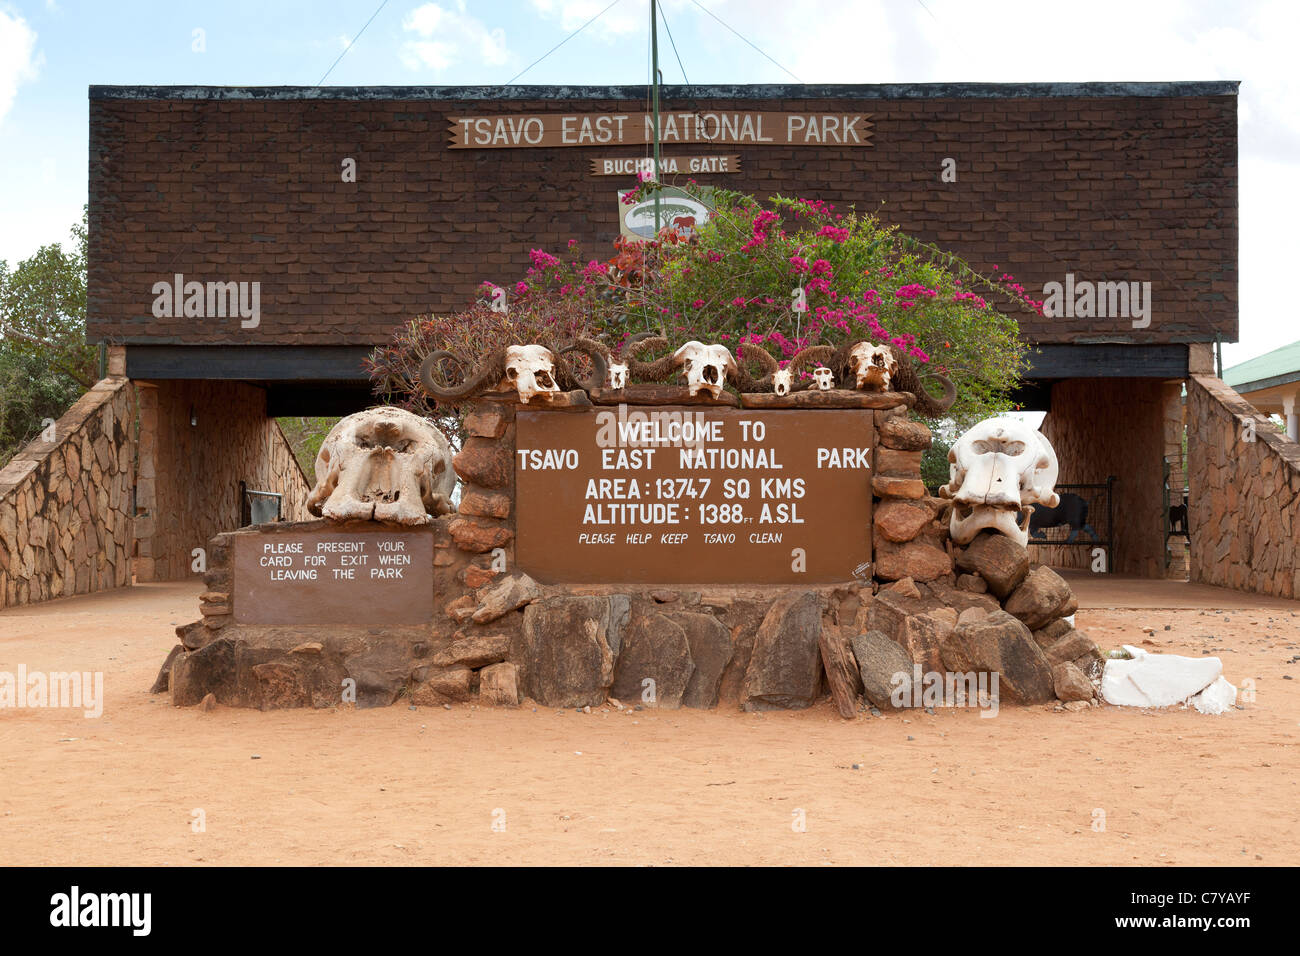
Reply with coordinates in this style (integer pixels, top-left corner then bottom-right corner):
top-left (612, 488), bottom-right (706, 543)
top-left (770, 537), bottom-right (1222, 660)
top-left (233, 527), bottom-right (433, 626)
top-left (589, 155), bottom-right (740, 176)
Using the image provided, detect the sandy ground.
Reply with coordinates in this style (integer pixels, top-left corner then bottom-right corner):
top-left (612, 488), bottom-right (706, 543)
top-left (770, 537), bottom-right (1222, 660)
top-left (1, 580), bottom-right (1297, 866)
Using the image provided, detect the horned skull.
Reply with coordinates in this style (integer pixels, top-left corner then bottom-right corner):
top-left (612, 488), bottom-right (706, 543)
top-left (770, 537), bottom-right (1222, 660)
top-left (772, 368), bottom-right (793, 396)
top-left (812, 366), bottom-right (835, 390)
top-left (673, 341), bottom-right (737, 399)
top-left (939, 417), bottom-right (1060, 547)
top-left (504, 344), bottom-right (560, 404)
top-left (609, 363), bottom-right (629, 389)
top-left (307, 407), bottom-right (455, 526)
top-left (848, 342), bottom-right (898, 391)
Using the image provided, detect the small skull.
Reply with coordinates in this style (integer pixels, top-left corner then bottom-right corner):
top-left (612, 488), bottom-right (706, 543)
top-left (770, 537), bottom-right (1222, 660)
top-left (674, 341), bottom-right (737, 400)
top-left (848, 342), bottom-right (898, 391)
top-left (939, 417), bottom-right (1060, 547)
top-left (772, 368), bottom-right (793, 396)
top-left (812, 366), bottom-right (835, 391)
top-left (609, 363), bottom-right (629, 389)
top-left (307, 407), bottom-right (455, 526)
top-left (504, 344), bottom-right (559, 404)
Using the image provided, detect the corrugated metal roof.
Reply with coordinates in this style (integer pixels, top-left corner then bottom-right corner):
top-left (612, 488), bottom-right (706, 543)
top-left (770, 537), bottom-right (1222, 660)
top-left (1223, 338), bottom-right (1300, 391)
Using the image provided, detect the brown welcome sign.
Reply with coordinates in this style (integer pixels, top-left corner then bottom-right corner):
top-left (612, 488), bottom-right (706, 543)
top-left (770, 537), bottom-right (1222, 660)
top-left (514, 406), bottom-right (874, 585)
top-left (449, 112), bottom-right (873, 149)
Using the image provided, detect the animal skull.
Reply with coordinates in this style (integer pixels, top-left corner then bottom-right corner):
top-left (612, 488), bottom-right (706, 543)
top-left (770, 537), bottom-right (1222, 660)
top-left (307, 407), bottom-right (455, 526)
top-left (939, 417), bottom-right (1060, 547)
top-left (812, 366), bottom-right (835, 391)
top-left (674, 341), bottom-right (737, 399)
top-left (848, 343), bottom-right (898, 391)
top-left (772, 368), bottom-right (793, 396)
top-left (609, 363), bottom-right (629, 389)
top-left (504, 344), bottom-right (559, 404)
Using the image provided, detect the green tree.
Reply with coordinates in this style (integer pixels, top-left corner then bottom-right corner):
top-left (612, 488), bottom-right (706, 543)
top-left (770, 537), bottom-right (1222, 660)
top-left (276, 416), bottom-right (341, 485)
top-left (0, 211), bottom-right (95, 464)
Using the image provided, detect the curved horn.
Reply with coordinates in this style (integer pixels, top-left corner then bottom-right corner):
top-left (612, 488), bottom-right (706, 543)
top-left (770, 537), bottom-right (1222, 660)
top-left (559, 338), bottom-right (609, 392)
top-left (626, 335), bottom-right (678, 382)
top-left (891, 352), bottom-right (957, 416)
top-left (620, 329), bottom-right (663, 357)
top-left (735, 344), bottom-right (779, 391)
top-left (783, 345), bottom-right (835, 391)
top-left (418, 349), bottom-right (504, 403)
top-left (913, 372), bottom-right (957, 416)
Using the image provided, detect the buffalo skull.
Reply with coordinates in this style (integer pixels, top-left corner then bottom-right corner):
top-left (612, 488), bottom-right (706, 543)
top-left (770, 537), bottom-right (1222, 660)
top-left (504, 344), bottom-right (560, 404)
top-left (673, 341), bottom-right (737, 399)
top-left (848, 342), bottom-right (898, 391)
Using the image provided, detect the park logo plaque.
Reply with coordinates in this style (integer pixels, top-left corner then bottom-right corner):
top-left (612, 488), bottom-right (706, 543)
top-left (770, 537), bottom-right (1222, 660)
top-left (515, 406), bottom-right (874, 584)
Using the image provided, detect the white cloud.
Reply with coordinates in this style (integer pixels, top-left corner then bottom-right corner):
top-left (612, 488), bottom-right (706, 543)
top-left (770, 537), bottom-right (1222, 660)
top-left (401, 1), bottom-right (510, 73)
top-left (529, 0), bottom-right (646, 41)
top-left (0, 9), bottom-right (41, 126)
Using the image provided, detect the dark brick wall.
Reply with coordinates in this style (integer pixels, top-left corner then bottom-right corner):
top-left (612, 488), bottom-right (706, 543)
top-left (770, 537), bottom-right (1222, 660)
top-left (87, 85), bottom-right (1237, 348)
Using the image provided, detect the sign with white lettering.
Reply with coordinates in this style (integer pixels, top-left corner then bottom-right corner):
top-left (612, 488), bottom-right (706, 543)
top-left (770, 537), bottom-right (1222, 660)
top-left (448, 112), bottom-right (873, 148)
top-left (590, 155), bottom-right (740, 176)
top-left (232, 528), bottom-right (433, 625)
top-left (514, 407), bottom-right (874, 584)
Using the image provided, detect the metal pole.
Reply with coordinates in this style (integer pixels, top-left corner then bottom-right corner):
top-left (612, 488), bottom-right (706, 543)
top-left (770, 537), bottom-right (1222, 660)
top-left (650, 0), bottom-right (661, 235)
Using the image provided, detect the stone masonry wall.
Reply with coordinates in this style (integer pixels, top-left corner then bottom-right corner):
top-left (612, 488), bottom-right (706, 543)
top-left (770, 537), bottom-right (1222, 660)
top-left (160, 392), bottom-right (1102, 715)
top-left (0, 376), bottom-right (137, 609)
top-left (1038, 378), bottom-right (1167, 577)
top-left (134, 379), bottom-right (312, 582)
top-left (1187, 375), bottom-right (1300, 598)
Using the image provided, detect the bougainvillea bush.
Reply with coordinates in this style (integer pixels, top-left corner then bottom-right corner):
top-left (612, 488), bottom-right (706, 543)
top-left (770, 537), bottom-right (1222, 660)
top-left (368, 181), bottom-right (1038, 426)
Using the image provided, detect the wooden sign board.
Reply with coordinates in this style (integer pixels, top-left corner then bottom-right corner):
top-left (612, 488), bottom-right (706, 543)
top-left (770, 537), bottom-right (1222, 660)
top-left (590, 155), bottom-right (740, 176)
top-left (515, 407), bottom-right (874, 585)
top-left (233, 527), bottom-right (433, 626)
top-left (449, 112), bottom-right (873, 149)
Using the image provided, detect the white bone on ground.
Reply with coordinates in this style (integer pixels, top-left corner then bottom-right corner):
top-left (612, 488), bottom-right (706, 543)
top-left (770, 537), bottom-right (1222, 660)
top-left (1100, 646), bottom-right (1223, 708)
top-left (1190, 676), bottom-right (1238, 715)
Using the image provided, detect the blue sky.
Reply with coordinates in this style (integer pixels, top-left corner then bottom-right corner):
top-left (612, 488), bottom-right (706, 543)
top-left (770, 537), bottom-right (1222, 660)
top-left (1, 0), bottom-right (1297, 367)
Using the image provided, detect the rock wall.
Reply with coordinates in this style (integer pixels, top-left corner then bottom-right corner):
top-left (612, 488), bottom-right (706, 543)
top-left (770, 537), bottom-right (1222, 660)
top-left (159, 394), bottom-right (1102, 715)
top-left (1038, 378), bottom-right (1168, 576)
top-left (134, 379), bottom-right (312, 581)
top-left (0, 376), bottom-right (137, 609)
top-left (1187, 375), bottom-right (1300, 599)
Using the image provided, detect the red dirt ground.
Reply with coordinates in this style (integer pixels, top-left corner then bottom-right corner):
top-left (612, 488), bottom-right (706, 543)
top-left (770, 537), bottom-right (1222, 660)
top-left (1, 578), bottom-right (1297, 866)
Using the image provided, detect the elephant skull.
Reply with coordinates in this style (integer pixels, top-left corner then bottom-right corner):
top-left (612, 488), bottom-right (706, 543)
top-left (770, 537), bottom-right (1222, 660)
top-left (674, 341), bottom-right (737, 399)
top-left (848, 342), bottom-right (898, 391)
top-left (306, 407), bottom-right (455, 526)
top-left (939, 417), bottom-right (1060, 547)
top-left (504, 344), bottom-right (559, 404)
